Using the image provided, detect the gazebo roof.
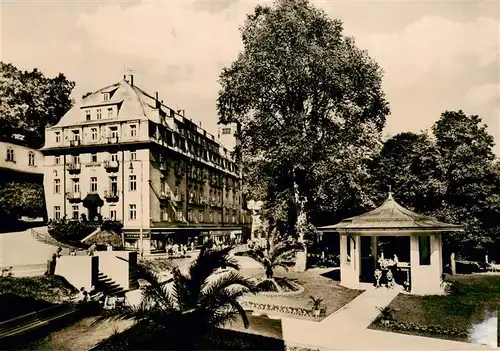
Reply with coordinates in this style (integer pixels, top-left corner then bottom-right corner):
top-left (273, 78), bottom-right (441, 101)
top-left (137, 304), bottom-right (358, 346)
top-left (319, 192), bottom-right (463, 233)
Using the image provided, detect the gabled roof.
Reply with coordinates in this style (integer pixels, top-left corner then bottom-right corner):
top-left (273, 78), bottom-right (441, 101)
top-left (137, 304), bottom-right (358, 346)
top-left (319, 193), bottom-right (463, 233)
top-left (50, 78), bottom-right (170, 129)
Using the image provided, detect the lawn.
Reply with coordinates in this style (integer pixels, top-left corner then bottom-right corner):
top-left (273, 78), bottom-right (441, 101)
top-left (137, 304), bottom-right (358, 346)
top-left (240, 266), bottom-right (362, 321)
top-left (369, 274), bottom-right (500, 342)
top-left (0, 275), bottom-right (77, 321)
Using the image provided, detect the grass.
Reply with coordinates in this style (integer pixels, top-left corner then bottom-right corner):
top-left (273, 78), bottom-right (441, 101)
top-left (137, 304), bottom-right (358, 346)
top-left (369, 274), bottom-right (500, 342)
top-left (240, 266), bottom-right (362, 321)
top-left (0, 275), bottom-right (77, 321)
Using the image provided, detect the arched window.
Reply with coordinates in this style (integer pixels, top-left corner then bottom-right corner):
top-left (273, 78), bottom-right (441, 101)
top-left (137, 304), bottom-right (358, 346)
top-left (28, 152), bottom-right (35, 166)
top-left (6, 148), bottom-right (14, 162)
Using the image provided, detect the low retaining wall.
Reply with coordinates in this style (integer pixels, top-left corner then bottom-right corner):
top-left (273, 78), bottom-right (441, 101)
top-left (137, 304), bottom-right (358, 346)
top-left (55, 256), bottom-right (98, 291)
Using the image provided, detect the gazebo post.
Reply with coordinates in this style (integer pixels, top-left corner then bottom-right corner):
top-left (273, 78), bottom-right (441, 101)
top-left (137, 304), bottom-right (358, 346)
top-left (372, 235), bottom-right (378, 270)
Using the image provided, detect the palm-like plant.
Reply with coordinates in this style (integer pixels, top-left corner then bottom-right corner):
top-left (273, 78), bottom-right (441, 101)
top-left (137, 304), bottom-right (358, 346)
top-left (97, 245), bottom-right (257, 350)
top-left (308, 296), bottom-right (324, 311)
top-left (243, 227), bottom-right (302, 281)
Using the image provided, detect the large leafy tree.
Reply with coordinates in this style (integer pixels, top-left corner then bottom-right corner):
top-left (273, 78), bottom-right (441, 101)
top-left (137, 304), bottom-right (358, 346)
top-left (99, 246), bottom-right (257, 350)
top-left (0, 62), bottom-right (75, 148)
top-left (217, 0), bottom-right (389, 241)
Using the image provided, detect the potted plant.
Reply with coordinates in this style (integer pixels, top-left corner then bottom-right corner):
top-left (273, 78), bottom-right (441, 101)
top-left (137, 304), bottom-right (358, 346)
top-left (309, 296), bottom-right (324, 317)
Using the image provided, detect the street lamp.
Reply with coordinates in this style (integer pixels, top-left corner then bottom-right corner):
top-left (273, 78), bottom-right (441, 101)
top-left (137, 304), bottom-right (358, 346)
top-left (129, 160), bottom-right (144, 257)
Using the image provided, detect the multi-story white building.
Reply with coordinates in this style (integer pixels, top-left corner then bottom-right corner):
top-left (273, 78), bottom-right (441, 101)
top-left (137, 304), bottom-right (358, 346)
top-left (41, 75), bottom-right (249, 253)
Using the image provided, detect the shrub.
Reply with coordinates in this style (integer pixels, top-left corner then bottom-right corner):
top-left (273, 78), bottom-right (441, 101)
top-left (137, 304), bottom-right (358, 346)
top-left (48, 218), bottom-right (97, 243)
top-left (100, 220), bottom-right (123, 233)
top-left (257, 279), bottom-right (279, 292)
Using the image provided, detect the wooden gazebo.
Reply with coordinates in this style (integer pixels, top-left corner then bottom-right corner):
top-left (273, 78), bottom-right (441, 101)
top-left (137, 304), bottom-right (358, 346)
top-left (318, 192), bottom-right (463, 295)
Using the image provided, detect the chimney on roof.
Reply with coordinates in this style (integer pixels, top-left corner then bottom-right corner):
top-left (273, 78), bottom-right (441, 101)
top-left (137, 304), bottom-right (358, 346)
top-left (129, 74), bottom-right (134, 86)
top-left (123, 75), bottom-right (127, 81)
top-left (199, 122), bottom-right (202, 127)
top-left (155, 92), bottom-right (158, 101)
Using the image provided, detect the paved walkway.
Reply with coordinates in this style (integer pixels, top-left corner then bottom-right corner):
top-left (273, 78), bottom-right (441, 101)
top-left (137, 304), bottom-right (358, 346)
top-left (281, 285), bottom-right (494, 350)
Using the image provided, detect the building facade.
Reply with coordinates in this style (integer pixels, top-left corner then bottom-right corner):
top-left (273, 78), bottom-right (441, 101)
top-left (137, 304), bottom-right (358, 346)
top-left (41, 76), bottom-right (249, 253)
top-left (0, 138), bottom-right (44, 178)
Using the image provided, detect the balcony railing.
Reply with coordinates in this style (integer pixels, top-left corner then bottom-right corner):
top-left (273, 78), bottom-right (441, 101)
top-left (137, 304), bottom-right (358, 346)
top-left (103, 160), bottom-right (119, 171)
top-left (107, 136), bottom-right (119, 144)
top-left (66, 192), bottom-right (81, 202)
top-left (160, 191), bottom-right (170, 200)
top-left (104, 189), bottom-right (119, 201)
top-left (67, 163), bottom-right (81, 173)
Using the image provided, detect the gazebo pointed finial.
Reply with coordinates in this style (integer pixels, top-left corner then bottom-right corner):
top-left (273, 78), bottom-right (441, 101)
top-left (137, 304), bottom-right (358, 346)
top-left (388, 185), bottom-right (393, 200)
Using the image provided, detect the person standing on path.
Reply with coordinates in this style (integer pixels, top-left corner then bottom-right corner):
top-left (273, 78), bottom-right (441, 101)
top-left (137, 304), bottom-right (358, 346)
top-left (46, 247), bottom-right (63, 275)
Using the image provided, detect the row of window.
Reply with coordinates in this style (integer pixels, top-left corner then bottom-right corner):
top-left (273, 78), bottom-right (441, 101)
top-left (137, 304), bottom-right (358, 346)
top-left (53, 124), bottom-right (137, 144)
top-left (153, 125), bottom-right (238, 174)
top-left (85, 106), bottom-right (113, 121)
top-left (160, 208), bottom-right (238, 223)
top-left (57, 176), bottom-right (239, 205)
top-left (5, 149), bottom-right (36, 166)
top-left (54, 204), bottom-right (132, 221)
top-left (54, 205), bottom-right (239, 223)
top-left (55, 151), bottom-right (134, 165)
top-left (55, 175), bottom-right (137, 194)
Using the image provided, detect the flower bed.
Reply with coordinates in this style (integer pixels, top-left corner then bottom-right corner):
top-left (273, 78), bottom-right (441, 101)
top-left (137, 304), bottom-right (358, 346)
top-left (242, 301), bottom-right (325, 318)
top-left (375, 319), bottom-right (468, 338)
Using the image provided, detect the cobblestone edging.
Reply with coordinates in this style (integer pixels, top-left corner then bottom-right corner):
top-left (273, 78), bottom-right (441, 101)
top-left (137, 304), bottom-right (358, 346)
top-left (242, 301), bottom-right (325, 318)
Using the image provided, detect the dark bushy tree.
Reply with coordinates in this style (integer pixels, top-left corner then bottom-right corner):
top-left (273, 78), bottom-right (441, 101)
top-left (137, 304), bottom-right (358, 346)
top-left (0, 62), bottom-right (75, 148)
top-left (370, 111), bottom-right (500, 259)
top-left (0, 181), bottom-right (45, 219)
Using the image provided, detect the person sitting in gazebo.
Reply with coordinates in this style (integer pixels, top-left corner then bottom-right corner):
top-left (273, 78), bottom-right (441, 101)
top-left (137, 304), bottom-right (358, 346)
top-left (374, 269), bottom-right (382, 288)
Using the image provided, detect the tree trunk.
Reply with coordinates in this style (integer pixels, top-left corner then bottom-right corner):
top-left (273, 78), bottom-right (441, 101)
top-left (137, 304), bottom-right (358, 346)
top-left (293, 180), bottom-right (307, 272)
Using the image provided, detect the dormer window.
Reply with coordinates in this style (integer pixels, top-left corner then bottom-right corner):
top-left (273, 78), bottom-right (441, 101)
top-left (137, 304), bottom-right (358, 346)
top-left (85, 110), bottom-right (91, 121)
top-left (103, 93), bottom-right (110, 101)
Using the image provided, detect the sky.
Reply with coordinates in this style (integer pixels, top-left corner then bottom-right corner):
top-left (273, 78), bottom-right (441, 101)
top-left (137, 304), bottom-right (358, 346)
top-left (1, 0), bottom-right (499, 155)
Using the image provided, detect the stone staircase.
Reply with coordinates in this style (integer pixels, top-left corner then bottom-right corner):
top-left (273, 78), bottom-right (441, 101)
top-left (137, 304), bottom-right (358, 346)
top-left (96, 272), bottom-right (127, 296)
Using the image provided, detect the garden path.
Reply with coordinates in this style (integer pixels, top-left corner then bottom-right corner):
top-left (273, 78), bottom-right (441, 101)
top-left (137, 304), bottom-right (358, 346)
top-left (281, 285), bottom-right (493, 350)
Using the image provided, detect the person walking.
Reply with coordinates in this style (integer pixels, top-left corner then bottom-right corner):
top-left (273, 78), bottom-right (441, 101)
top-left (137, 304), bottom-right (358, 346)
top-left (46, 247), bottom-right (63, 275)
top-left (87, 243), bottom-right (97, 256)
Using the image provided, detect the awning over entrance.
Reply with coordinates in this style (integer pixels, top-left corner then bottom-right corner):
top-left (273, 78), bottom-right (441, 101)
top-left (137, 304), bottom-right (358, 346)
top-left (319, 192), bottom-right (463, 235)
top-left (82, 193), bottom-right (104, 208)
